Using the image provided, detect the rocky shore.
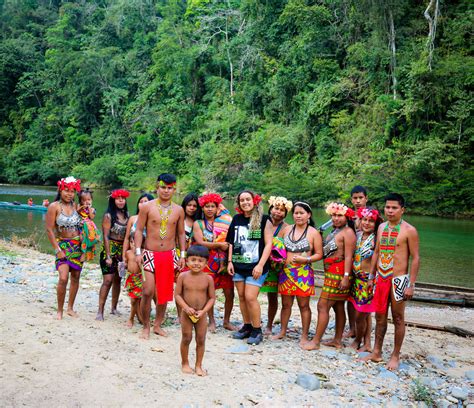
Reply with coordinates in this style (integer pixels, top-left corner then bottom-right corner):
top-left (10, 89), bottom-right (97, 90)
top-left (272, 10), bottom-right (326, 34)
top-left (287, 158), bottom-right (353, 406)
top-left (0, 240), bottom-right (473, 407)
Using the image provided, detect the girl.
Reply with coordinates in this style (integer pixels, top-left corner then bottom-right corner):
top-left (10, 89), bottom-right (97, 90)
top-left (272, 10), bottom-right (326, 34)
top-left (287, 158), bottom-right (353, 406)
top-left (273, 202), bottom-right (323, 345)
top-left (348, 207), bottom-right (382, 352)
top-left (77, 189), bottom-right (100, 262)
top-left (181, 193), bottom-right (202, 248)
top-left (45, 176), bottom-right (83, 319)
top-left (96, 189), bottom-right (130, 321)
top-left (122, 193), bottom-right (154, 328)
top-left (226, 190), bottom-right (273, 345)
top-left (260, 196), bottom-right (293, 335)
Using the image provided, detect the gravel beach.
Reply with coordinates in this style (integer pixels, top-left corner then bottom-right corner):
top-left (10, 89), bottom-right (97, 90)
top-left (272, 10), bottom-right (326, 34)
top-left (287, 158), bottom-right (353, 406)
top-left (1, 240), bottom-right (473, 407)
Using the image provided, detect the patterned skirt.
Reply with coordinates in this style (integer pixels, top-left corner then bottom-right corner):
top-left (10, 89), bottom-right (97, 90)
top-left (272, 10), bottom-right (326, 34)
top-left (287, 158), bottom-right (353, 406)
top-left (99, 239), bottom-right (124, 275)
top-left (124, 269), bottom-right (143, 299)
top-left (278, 263), bottom-right (315, 297)
top-left (56, 237), bottom-right (83, 272)
top-left (320, 257), bottom-right (350, 301)
top-left (348, 270), bottom-right (374, 313)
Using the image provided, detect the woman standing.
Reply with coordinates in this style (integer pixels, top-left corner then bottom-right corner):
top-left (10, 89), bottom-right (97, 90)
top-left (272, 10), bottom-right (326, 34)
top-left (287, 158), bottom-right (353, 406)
top-left (45, 176), bottom-right (83, 320)
top-left (348, 207), bottom-right (382, 352)
top-left (193, 193), bottom-right (234, 332)
top-left (273, 202), bottom-right (323, 345)
top-left (260, 196), bottom-right (293, 335)
top-left (123, 193), bottom-right (154, 328)
top-left (226, 190), bottom-right (273, 345)
top-left (181, 193), bottom-right (201, 248)
top-left (96, 189), bottom-right (130, 321)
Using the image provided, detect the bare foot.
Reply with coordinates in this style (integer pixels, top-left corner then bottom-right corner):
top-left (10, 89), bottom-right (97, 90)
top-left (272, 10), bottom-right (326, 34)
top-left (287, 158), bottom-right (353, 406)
top-left (153, 326), bottom-right (168, 337)
top-left (264, 326), bottom-right (273, 336)
top-left (182, 364), bottom-right (194, 374)
top-left (323, 339), bottom-right (343, 349)
top-left (301, 340), bottom-right (320, 351)
top-left (56, 311), bottom-right (63, 320)
top-left (386, 354), bottom-right (400, 371)
top-left (95, 312), bottom-right (104, 321)
top-left (67, 309), bottom-right (79, 318)
top-left (360, 352), bottom-right (383, 363)
top-left (271, 331), bottom-right (286, 341)
top-left (223, 322), bottom-right (238, 331)
top-left (111, 309), bottom-right (121, 316)
top-left (195, 366), bottom-right (207, 376)
top-left (343, 330), bottom-right (355, 338)
top-left (358, 344), bottom-right (372, 353)
top-left (126, 319), bottom-right (133, 328)
top-left (208, 322), bottom-right (216, 333)
top-left (349, 340), bottom-right (360, 351)
top-left (140, 327), bottom-right (150, 340)
top-left (299, 336), bottom-right (309, 347)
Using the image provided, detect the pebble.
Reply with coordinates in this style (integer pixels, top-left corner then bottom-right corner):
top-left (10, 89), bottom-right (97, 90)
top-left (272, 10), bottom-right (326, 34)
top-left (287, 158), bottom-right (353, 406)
top-left (465, 371), bottom-right (474, 381)
top-left (452, 387), bottom-right (469, 401)
top-left (427, 355), bottom-right (446, 370)
top-left (365, 397), bottom-right (381, 404)
top-left (295, 374), bottom-right (321, 391)
top-left (321, 350), bottom-right (337, 358)
top-left (226, 344), bottom-right (250, 354)
top-left (436, 399), bottom-right (452, 408)
top-left (446, 395), bottom-right (459, 403)
top-left (377, 368), bottom-right (398, 381)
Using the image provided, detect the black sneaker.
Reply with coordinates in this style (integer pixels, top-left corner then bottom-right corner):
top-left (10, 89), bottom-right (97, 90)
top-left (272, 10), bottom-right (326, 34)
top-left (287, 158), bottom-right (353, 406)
top-left (247, 332), bottom-right (263, 345)
top-left (233, 328), bottom-right (251, 339)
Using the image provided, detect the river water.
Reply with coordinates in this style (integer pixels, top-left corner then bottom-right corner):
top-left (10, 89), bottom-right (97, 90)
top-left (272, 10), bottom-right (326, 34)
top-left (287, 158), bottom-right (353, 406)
top-left (0, 184), bottom-right (472, 288)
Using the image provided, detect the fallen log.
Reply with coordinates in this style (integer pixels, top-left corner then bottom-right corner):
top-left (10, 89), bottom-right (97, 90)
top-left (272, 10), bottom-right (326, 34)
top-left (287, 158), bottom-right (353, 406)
top-left (388, 319), bottom-right (474, 338)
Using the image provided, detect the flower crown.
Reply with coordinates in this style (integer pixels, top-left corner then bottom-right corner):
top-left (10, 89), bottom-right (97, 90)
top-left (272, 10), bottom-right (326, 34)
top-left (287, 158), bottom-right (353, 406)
top-left (57, 176), bottom-right (81, 192)
top-left (325, 202), bottom-right (355, 219)
top-left (235, 193), bottom-right (262, 214)
top-left (268, 196), bottom-right (293, 212)
top-left (357, 207), bottom-right (381, 221)
top-left (198, 193), bottom-right (223, 207)
top-left (110, 189), bottom-right (130, 199)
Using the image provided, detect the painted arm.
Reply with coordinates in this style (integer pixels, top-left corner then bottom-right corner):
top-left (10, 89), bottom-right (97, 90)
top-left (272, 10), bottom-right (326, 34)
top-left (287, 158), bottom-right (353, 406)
top-left (404, 227), bottom-right (420, 300)
top-left (122, 216), bottom-right (135, 265)
top-left (192, 221), bottom-right (219, 249)
top-left (367, 224), bottom-right (383, 291)
top-left (134, 204), bottom-right (147, 265)
top-left (176, 207), bottom-right (186, 270)
top-left (340, 229), bottom-right (356, 290)
top-left (45, 203), bottom-right (64, 258)
top-left (102, 213), bottom-right (113, 266)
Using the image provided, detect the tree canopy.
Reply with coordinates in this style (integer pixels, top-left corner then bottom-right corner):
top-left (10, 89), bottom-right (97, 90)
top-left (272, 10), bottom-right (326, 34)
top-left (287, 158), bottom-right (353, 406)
top-left (1, 0), bottom-right (472, 216)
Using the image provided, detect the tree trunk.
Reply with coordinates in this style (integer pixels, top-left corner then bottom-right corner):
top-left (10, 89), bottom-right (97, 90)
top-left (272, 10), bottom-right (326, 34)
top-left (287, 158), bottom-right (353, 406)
top-left (424, 0), bottom-right (440, 71)
top-left (388, 8), bottom-right (397, 100)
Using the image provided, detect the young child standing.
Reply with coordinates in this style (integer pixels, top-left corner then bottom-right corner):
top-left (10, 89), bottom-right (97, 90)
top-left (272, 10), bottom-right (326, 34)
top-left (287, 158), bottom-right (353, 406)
top-left (77, 189), bottom-right (101, 262)
top-left (175, 245), bottom-right (216, 376)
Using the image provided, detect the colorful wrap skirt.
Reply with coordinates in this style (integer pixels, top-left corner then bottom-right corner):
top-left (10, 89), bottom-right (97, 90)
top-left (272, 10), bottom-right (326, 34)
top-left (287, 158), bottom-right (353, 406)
top-left (348, 270), bottom-right (374, 313)
top-left (56, 238), bottom-right (83, 272)
top-left (320, 257), bottom-right (350, 301)
top-left (80, 219), bottom-right (101, 261)
top-left (124, 269), bottom-right (143, 299)
top-left (99, 239), bottom-right (124, 276)
top-left (262, 237), bottom-right (286, 293)
top-left (278, 263), bottom-right (315, 297)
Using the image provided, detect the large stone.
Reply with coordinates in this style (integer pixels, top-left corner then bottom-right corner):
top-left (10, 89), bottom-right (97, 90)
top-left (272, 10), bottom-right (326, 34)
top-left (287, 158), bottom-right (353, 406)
top-left (451, 387), bottom-right (469, 401)
top-left (226, 344), bottom-right (250, 354)
top-left (465, 370), bottom-right (474, 381)
top-left (377, 368), bottom-right (399, 381)
top-left (295, 373), bottom-right (321, 391)
top-left (427, 355), bottom-right (446, 370)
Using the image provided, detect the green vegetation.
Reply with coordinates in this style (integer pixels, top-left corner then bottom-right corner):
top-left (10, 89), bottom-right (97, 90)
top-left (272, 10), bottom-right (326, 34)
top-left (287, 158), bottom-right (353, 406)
top-left (410, 378), bottom-right (435, 406)
top-left (1, 0), bottom-right (472, 215)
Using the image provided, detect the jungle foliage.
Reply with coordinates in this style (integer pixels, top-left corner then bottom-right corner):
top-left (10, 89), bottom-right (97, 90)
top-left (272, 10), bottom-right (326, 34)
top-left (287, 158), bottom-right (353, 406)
top-left (1, 0), bottom-right (472, 215)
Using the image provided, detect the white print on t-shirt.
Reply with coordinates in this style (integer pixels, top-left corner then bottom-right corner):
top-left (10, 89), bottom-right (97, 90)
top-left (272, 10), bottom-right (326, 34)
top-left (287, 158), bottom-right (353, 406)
top-left (233, 225), bottom-right (259, 264)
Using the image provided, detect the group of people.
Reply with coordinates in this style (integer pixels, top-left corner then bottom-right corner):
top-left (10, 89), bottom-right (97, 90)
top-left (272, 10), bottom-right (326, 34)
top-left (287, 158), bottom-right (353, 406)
top-left (45, 174), bottom-right (419, 375)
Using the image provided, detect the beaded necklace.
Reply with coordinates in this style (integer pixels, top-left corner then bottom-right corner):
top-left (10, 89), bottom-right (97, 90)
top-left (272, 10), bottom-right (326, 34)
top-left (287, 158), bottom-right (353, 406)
top-left (157, 201), bottom-right (172, 240)
top-left (377, 220), bottom-right (402, 279)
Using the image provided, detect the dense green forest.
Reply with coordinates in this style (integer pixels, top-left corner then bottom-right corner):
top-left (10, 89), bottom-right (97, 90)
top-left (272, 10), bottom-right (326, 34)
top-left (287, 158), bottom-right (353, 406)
top-left (0, 0), bottom-right (472, 215)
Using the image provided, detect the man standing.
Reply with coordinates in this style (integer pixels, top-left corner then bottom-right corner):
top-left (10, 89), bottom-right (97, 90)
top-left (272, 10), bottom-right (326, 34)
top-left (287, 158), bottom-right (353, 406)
top-left (134, 173), bottom-right (186, 339)
top-left (362, 193), bottom-right (420, 370)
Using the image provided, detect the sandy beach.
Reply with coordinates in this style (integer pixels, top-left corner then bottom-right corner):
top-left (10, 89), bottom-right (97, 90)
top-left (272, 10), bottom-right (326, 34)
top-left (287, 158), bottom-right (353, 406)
top-left (0, 240), bottom-right (473, 407)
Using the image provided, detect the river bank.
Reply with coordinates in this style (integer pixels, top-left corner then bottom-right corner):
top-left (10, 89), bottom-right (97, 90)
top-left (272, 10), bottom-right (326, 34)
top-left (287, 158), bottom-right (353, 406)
top-left (0, 240), bottom-right (473, 407)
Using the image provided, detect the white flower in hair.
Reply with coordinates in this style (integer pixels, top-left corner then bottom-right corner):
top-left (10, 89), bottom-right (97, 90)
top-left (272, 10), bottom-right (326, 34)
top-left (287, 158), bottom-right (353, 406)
top-left (64, 176), bottom-right (77, 183)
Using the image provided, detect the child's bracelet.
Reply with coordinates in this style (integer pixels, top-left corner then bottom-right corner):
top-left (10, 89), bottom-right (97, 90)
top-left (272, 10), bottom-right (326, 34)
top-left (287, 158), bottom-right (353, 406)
top-left (180, 251), bottom-right (186, 259)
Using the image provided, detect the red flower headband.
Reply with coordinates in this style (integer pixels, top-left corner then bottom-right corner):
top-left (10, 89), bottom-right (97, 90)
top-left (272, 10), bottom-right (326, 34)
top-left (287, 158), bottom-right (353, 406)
top-left (198, 193), bottom-right (223, 207)
top-left (235, 193), bottom-right (262, 214)
top-left (57, 177), bottom-right (81, 192)
top-left (111, 189), bottom-right (130, 199)
top-left (357, 207), bottom-right (381, 221)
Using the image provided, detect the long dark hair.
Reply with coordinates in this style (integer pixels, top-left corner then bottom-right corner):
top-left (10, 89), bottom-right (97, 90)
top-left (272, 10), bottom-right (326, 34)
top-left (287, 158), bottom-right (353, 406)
top-left (106, 195), bottom-right (129, 226)
top-left (136, 193), bottom-right (154, 215)
top-left (292, 201), bottom-right (315, 228)
top-left (181, 193), bottom-right (202, 221)
top-left (54, 189), bottom-right (77, 203)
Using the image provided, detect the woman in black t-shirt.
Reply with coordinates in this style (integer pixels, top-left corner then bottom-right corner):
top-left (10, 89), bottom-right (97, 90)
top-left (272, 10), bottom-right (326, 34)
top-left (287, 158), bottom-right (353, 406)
top-left (226, 190), bottom-right (273, 345)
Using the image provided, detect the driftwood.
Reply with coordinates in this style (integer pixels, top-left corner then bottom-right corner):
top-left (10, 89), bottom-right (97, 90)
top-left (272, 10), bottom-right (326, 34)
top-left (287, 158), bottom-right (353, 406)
top-left (388, 318), bottom-right (474, 338)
